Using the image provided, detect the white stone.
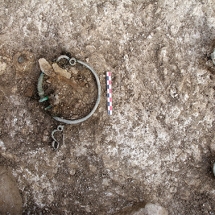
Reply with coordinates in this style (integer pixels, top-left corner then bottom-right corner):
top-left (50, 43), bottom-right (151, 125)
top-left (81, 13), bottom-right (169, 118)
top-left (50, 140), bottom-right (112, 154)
top-left (0, 61), bottom-right (6, 75)
top-left (52, 63), bottom-right (71, 79)
top-left (38, 58), bottom-right (55, 77)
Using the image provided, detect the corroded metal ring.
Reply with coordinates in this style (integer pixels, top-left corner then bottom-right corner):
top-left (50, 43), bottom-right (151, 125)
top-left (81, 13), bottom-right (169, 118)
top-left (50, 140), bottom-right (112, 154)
top-left (37, 55), bottom-right (101, 125)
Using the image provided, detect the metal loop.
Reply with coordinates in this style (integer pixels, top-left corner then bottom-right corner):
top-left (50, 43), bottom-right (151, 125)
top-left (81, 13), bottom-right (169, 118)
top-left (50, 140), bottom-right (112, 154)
top-left (57, 125), bottom-right (64, 131)
top-left (51, 125), bottom-right (64, 150)
top-left (56, 55), bottom-right (70, 62)
top-left (37, 55), bottom-right (101, 125)
top-left (52, 140), bottom-right (59, 150)
top-left (69, 57), bottom-right (76, 66)
top-left (211, 49), bottom-right (215, 66)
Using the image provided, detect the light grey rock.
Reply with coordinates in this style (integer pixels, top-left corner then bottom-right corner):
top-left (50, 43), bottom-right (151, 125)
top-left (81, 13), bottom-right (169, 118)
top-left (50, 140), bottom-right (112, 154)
top-left (52, 63), bottom-right (71, 79)
top-left (144, 203), bottom-right (168, 215)
top-left (132, 203), bottom-right (168, 215)
top-left (38, 58), bottom-right (55, 77)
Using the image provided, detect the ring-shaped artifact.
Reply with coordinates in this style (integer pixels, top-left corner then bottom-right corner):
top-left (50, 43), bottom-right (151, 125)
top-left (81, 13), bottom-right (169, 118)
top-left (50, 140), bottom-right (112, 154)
top-left (37, 55), bottom-right (101, 124)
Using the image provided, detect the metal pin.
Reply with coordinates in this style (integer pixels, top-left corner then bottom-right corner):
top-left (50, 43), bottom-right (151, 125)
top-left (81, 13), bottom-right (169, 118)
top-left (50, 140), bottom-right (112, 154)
top-left (51, 125), bottom-right (64, 150)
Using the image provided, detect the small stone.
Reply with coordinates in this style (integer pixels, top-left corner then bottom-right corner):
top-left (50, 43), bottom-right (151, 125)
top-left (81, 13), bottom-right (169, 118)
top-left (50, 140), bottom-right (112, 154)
top-left (68, 163), bottom-right (77, 176)
top-left (0, 61), bottom-right (7, 76)
top-left (89, 165), bottom-right (97, 172)
top-left (102, 178), bottom-right (110, 186)
top-left (144, 203), bottom-right (168, 215)
top-left (131, 203), bottom-right (168, 215)
top-left (69, 67), bottom-right (79, 75)
top-left (43, 135), bottom-right (49, 142)
top-left (210, 143), bottom-right (215, 152)
top-left (74, 103), bottom-right (80, 109)
top-left (53, 94), bottom-right (60, 105)
top-left (38, 58), bottom-right (55, 77)
top-left (13, 51), bottom-right (35, 74)
top-left (69, 169), bottom-right (76, 176)
top-left (71, 115), bottom-right (78, 119)
top-left (52, 63), bottom-right (71, 79)
top-left (85, 205), bottom-right (91, 213)
top-left (18, 56), bottom-right (24, 63)
top-left (46, 79), bottom-right (51, 84)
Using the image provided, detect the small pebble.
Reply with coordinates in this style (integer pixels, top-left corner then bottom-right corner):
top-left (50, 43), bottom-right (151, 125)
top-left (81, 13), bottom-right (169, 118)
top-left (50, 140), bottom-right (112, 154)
top-left (52, 63), bottom-right (71, 79)
top-left (71, 115), bottom-right (78, 119)
top-left (18, 56), bottom-right (24, 63)
top-left (69, 67), bottom-right (79, 75)
top-left (74, 103), bottom-right (80, 109)
top-left (69, 169), bottom-right (76, 176)
top-left (38, 58), bottom-right (55, 77)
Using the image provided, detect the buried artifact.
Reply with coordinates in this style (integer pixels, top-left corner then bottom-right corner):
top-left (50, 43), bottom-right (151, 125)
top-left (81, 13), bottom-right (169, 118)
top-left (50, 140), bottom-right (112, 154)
top-left (37, 55), bottom-right (101, 149)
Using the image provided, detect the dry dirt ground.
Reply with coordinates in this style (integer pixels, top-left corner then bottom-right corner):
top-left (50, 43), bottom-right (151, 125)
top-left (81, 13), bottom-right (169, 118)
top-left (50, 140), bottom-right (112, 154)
top-left (0, 0), bottom-right (215, 214)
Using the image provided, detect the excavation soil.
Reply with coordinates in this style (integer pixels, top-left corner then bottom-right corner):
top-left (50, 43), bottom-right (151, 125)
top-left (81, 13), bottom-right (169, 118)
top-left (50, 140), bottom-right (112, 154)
top-left (0, 1), bottom-right (215, 215)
